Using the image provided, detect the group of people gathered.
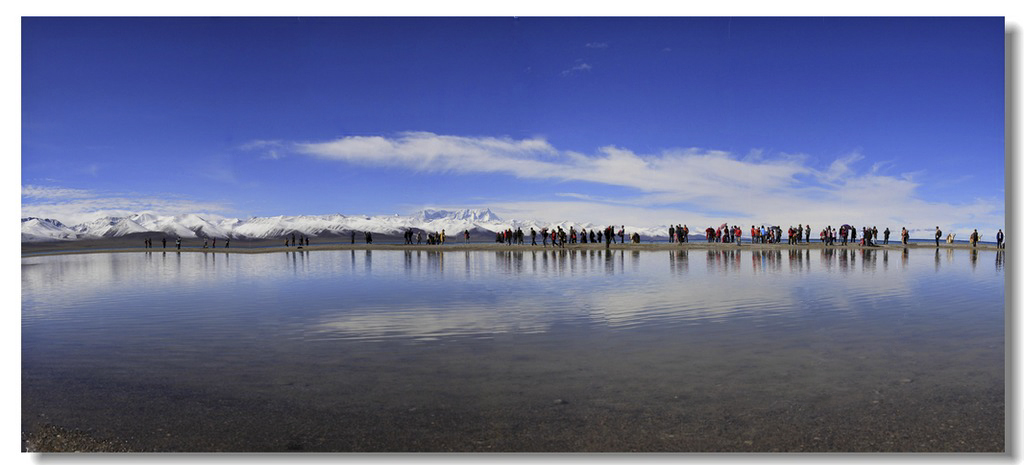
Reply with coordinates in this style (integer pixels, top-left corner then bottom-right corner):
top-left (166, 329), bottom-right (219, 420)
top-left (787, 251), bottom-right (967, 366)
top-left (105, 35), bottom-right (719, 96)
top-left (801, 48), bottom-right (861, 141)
top-left (148, 223), bottom-right (1005, 250)
top-left (496, 225), bottom-right (633, 247)
top-left (696, 223), bottom-right (1004, 249)
top-left (144, 236), bottom-right (214, 250)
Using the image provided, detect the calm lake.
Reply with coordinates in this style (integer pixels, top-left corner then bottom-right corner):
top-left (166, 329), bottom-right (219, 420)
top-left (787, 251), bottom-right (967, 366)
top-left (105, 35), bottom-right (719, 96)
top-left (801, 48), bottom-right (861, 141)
top-left (22, 247), bottom-right (1005, 452)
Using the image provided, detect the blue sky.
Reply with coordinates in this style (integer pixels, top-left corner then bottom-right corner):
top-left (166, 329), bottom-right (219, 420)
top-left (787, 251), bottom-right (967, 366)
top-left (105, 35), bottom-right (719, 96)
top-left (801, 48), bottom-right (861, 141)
top-left (21, 16), bottom-right (1007, 237)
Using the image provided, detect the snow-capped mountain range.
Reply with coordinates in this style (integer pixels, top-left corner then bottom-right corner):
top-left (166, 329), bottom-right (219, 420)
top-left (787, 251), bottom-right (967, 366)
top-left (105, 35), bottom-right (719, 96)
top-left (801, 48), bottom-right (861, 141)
top-left (21, 209), bottom-right (669, 242)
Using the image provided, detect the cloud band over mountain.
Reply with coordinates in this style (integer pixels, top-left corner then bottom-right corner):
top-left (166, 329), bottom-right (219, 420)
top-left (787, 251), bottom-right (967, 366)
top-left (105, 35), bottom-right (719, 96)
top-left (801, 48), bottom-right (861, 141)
top-left (284, 132), bottom-right (1003, 234)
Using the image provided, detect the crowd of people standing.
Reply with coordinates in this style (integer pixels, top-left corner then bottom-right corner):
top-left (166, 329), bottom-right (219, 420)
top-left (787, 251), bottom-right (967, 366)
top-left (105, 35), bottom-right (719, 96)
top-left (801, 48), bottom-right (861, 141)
top-left (146, 224), bottom-right (1004, 250)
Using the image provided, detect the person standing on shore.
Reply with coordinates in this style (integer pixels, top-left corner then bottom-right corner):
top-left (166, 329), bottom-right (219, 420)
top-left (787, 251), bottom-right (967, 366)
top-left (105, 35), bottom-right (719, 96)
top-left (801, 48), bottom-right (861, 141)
top-left (884, 228), bottom-right (890, 245)
top-left (226, 238), bottom-right (230, 248)
top-left (934, 227), bottom-right (942, 247)
top-left (997, 229), bottom-right (1004, 248)
top-left (970, 229), bottom-right (980, 247)
top-left (176, 237), bottom-right (181, 250)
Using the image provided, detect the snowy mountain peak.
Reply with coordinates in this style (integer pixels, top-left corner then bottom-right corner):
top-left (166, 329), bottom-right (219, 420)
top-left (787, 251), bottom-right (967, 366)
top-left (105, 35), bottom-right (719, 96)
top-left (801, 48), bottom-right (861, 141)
top-left (417, 208), bottom-right (500, 223)
top-left (22, 217), bottom-right (66, 228)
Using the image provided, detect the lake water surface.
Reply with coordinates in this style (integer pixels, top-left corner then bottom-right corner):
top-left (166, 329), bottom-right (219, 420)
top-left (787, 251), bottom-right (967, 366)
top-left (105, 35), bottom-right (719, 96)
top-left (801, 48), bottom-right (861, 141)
top-left (22, 247), bottom-right (1005, 451)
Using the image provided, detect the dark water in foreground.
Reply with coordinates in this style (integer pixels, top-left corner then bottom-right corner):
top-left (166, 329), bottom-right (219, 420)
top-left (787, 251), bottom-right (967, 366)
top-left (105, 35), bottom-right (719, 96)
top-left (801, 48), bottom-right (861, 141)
top-left (22, 248), bottom-right (1005, 451)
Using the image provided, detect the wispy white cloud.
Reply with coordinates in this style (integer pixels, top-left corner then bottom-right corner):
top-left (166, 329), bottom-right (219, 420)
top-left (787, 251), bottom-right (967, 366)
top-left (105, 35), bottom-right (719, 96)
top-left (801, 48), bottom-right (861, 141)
top-left (22, 186), bottom-right (232, 225)
top-left (22, 185), bottom-right (95, 200)
top-left (296, 132), bottom-right (561, 177)
top-left (561, 61), bottom-right (593, 76)
top-left (585, 42), bottom-right (608, 49)
top-left (239, 139), bottom-right (287, 159)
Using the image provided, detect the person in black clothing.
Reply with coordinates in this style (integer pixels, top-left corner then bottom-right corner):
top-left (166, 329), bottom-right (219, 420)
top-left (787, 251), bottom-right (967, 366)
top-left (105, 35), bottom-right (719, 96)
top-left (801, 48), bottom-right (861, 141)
top-left (618, 226), bottom-right (625, 244)
top-left (997, 229), bottom-right (1004, 248)
top-left (883, 228), bottom-right (890, 245)
top-left (162, 237), bottom-right (166, 248)
top-left (935, 227), bottom-right (942, 247)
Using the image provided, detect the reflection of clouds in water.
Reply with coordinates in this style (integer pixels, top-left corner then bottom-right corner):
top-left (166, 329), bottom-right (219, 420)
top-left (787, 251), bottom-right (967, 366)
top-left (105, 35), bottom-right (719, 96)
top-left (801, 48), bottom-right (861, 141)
top-left (23, 248), bottom-right (1003, 342)
top-left (314, 300), bottom-right (552, 341)
top-left (312, 249), bottom-right (954, 340)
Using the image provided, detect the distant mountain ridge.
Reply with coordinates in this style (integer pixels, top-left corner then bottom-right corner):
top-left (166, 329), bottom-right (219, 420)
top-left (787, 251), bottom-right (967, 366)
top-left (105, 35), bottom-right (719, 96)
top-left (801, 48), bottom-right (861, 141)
top-left (21, 208), bottom-right (666, 242)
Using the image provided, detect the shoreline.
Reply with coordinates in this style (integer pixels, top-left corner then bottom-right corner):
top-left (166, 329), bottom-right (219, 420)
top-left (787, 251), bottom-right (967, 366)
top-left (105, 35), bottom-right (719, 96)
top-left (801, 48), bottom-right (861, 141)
top-left (22, 239), bottom-right (1004, 257)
